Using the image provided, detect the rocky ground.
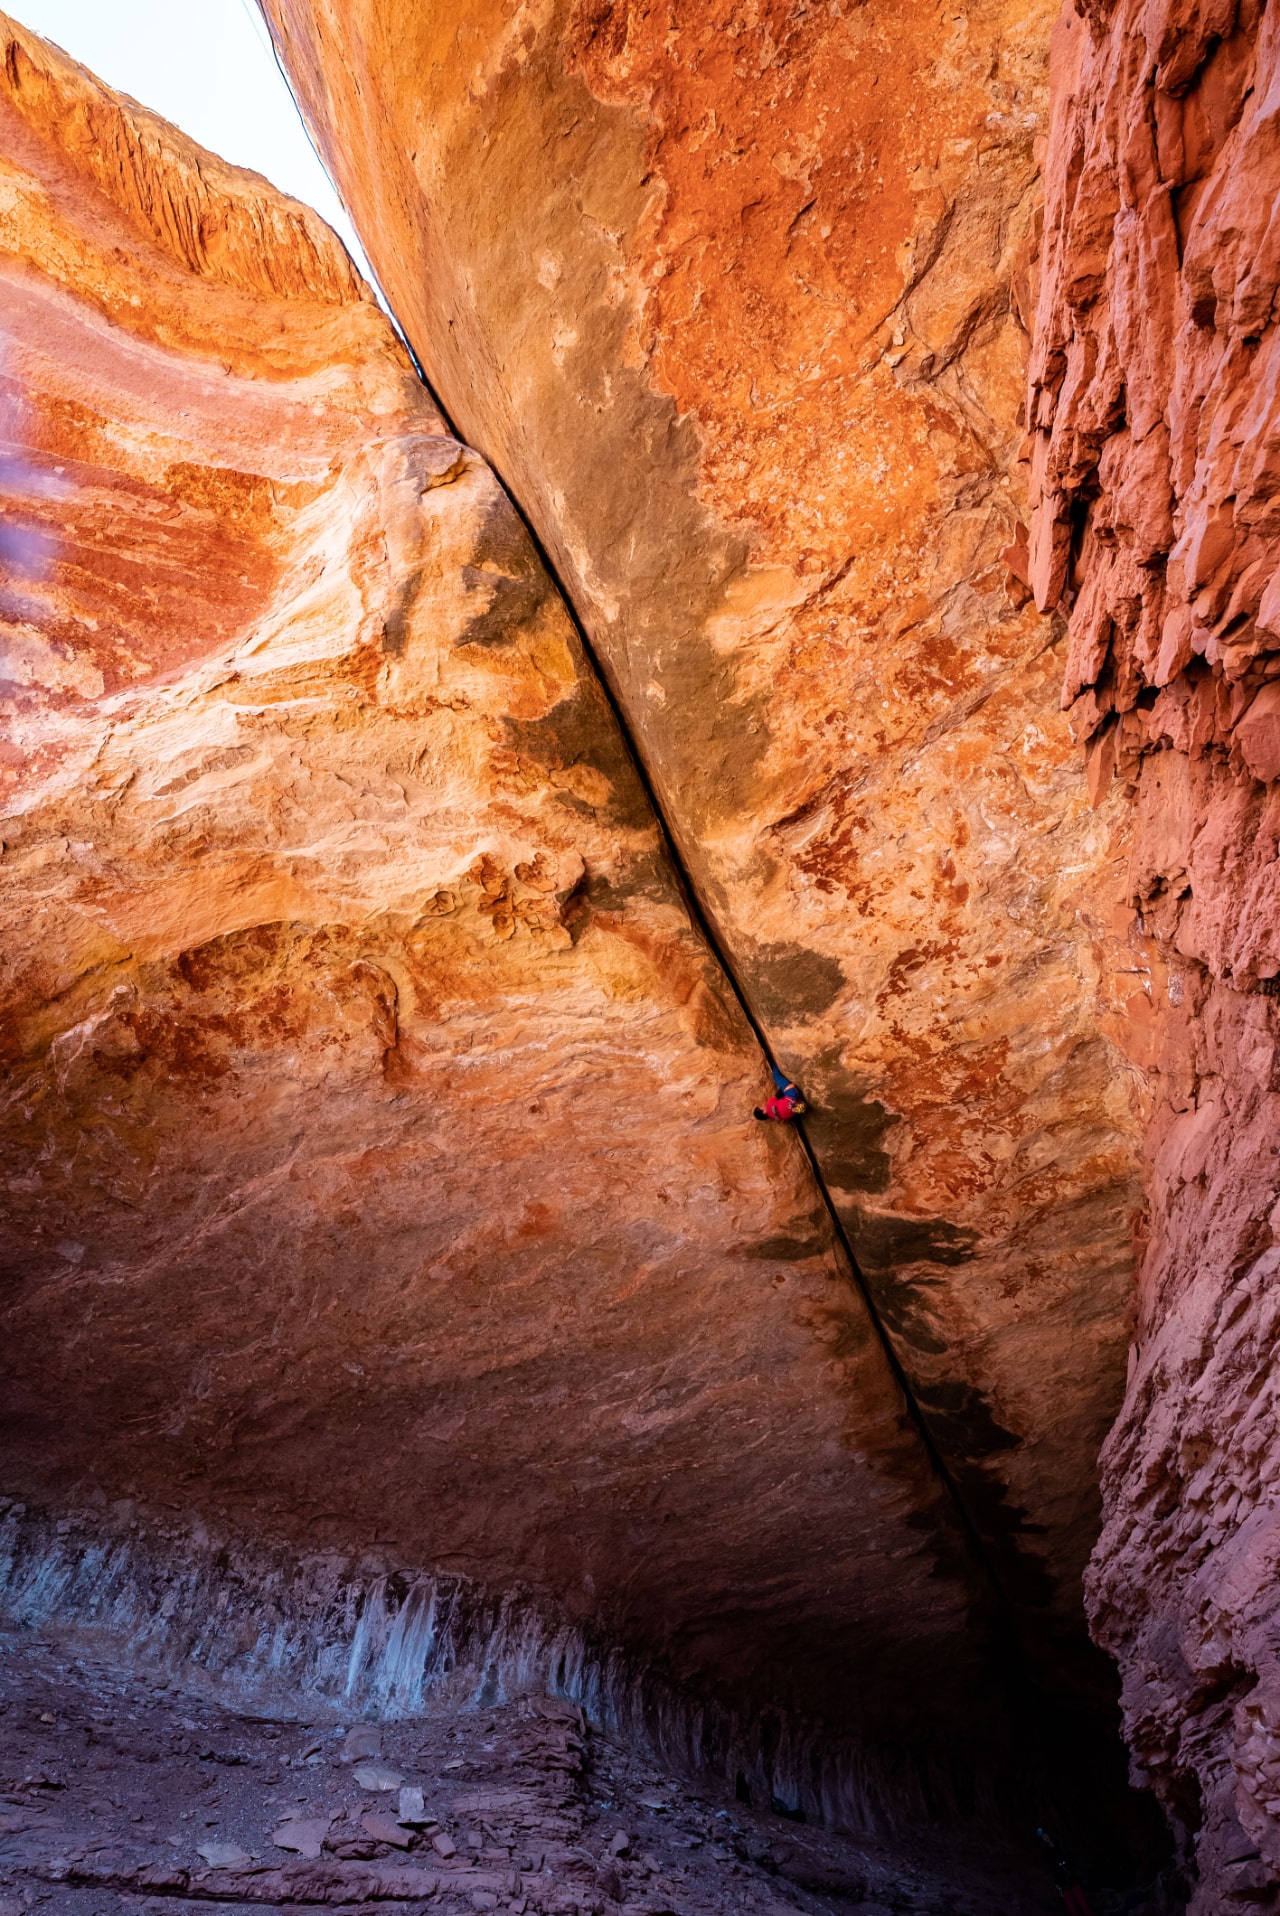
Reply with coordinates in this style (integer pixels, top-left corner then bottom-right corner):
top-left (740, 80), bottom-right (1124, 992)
top-left (0, 1625), bottom-right (1069, 1916)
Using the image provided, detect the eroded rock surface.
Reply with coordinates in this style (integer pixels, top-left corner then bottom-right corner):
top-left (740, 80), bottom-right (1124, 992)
top-left (0, 9), bottom-right (1009, 1808)
top-left (259, 0), bottom-right (1148, 1675)
top-left (0, 1617), bottom-right (1062, 1916)
top-left (1027, 0), bottom-right (1280, 1906)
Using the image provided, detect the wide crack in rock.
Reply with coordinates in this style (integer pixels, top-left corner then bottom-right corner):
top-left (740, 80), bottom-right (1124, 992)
top-left (1025, 2), bottom-right (1280, 1908)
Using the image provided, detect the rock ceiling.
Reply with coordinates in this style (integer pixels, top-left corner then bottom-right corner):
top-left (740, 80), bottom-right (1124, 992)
top-left (2, 0), bottom-right (1280, 1907)
top-left (258, 0), bottom-right (1142, 1691)
top-left (0, 10), bottom-right (990, 1776)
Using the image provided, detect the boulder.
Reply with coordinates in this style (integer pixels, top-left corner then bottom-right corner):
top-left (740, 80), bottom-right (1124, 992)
top-left (261, 0), bottom-right (1145, 1687)
top-left (0, 8), bottom-right (992, 1792)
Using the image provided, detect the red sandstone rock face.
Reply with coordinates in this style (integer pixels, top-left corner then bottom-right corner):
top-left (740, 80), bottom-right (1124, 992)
top-left (0, 11), bottom-right (1006, 1785)
top-left (260, 0), bottom-right (1146, 1687)
top-left (1028, 0), bottom-right (1280, 1905)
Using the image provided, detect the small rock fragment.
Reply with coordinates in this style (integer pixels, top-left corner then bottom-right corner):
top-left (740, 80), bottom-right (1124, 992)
top-left (609, 1829), bottom-right (631, 1856)
top-left (342, 1725), bottom-right (382, 1762)
top-left (398, 1785), bottom-right (428, 1824)
top-left (195, 1839), bottom-right (250, 1868)
top-left (329, 1835), bottom-right (379, 1860)
top-left (272, 1815), bottom-right (331, 1859)
top-left (432, 1829), bottom-right (457, 1857)
top-left (353, 1761), bottom-right (403, 1791)
top-left (361, 1810), bottom-right (413, 1848)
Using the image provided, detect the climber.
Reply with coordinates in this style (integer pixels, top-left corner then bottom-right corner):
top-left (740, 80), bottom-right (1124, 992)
top-left (754, 1063), bottom-right (807, 1124)
top-left (1035, 1827), bottom-right (1094, 1915)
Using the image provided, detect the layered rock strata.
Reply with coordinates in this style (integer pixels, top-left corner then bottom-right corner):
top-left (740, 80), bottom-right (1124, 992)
top-left (259, 0), bottom-right (1146, 1683)
top-left (1026, 0), bottom-right (1280, 1907)
top-left (0, 1606), bottom-right (1062, 1915)
top-left (0, 11), bottom-right (1002, 1803)
top-left (0, 1496), bottom-right (985, 1836)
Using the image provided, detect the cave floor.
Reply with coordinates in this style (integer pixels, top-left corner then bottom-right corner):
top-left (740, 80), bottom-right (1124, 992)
top-left (0, 1627), bottom-right (1065, 1916)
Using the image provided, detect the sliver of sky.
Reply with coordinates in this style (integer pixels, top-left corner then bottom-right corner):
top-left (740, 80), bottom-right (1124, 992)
top-left (7, 0), bottom-right (374, 285)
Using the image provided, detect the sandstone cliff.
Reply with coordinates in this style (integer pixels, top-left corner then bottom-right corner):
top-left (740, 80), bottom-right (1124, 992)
top-left (0, 10), bottom-right (997, 1798)
top-left (259, 0), bottom-right (1147, 1695)
top-left (10, 0), bottom-right (1280, 1897)
top-left (1027, 0), bottom-right (1280, 1907)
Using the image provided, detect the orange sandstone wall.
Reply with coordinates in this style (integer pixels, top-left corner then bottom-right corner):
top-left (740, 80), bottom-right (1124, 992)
top-left (0, 12), bottom-right (995, 1775)
top-left (260, 0), bottom-right (1144, 1688)
top-left (1027, 0), bottom-right (1280, 1906)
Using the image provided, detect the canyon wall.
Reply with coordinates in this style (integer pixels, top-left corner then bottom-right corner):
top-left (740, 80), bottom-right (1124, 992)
top-left (259, 0), bottom-right (1146, 1691)
top-left (0, 12), bottom-right (1001, 1798)
top-left (1027, 0), bottom-right (1280, 1907)
top-left (13, 0), bottom-right (1280, 1893)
